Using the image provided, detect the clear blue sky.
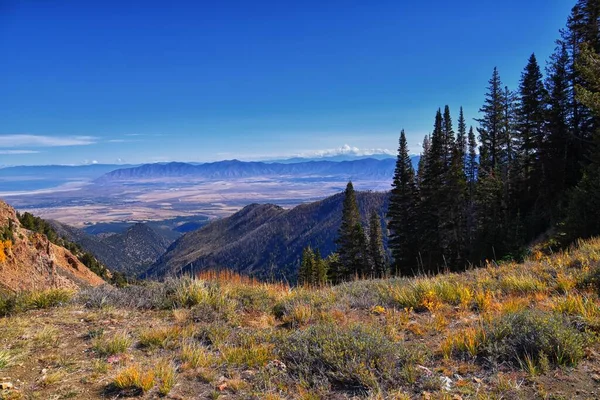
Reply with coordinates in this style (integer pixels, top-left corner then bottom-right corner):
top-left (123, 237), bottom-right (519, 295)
top-left (0, 0), bottom-right (574, 166)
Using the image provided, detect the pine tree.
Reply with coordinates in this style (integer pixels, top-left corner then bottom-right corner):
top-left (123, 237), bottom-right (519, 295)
top-left (445, 138), bottom-right (469, 268)
top-left (418, 110), bottom-right (447, 271)
top-left (387, 130), bottom-right (419, 275)
top-left (466, 126), bottom-right (479, 254)
top-left (325, 253), bottom-right (342, 284)
top-left (516, 53), bottom-right (548, 221)
top-left (368, 210), bottom-right (387, 278)
top-left (298, 246), bottom-right (315, 286)
top-left (313, 249), bottom-right (329, 286)
top-left (466, 127), bottom-right (478, 187)
top-left (336, 181), bottom-right (365, 281)
top-left (457, 107), bottom-right (467, 165)
top-left (566, 41), bottom-right (600, 240)
top-left (476, 67), bottom-right (506, 175)
top-left (416, 135), bottom-right (430, 188)
top-left (353, 223), bottom-right (370, 278)
top-left (442, 105), bottom-right (456, 166)
top-left (542, 42), bottom-right (572, 222)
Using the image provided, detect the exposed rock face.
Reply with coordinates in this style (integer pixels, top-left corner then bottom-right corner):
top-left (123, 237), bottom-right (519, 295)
top-left (0, 200), bottom-right (105, 292)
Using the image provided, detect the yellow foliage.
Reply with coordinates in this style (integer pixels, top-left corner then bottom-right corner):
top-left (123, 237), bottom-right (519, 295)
top-left (113, 365), bottom-right (155, 392)
top-left (421, 290), bottom-right (441, 312)
top-left (0, 240), bottom-right (12, 263)
top-left (371, 305), bottom-right (386, 315)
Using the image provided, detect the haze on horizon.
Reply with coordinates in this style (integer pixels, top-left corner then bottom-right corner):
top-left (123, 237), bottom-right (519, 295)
top-left (0, 1), bottom-right (572, 166)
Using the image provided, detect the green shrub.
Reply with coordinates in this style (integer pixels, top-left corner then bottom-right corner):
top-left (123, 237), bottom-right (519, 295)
top-left (483, 310), bottom-right (587, 369)
top-left (278, 323), bottom-right (425, 391)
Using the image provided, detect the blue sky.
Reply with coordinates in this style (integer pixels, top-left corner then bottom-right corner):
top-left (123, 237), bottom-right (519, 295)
top-left (0, 0), bottom-right (574, 166)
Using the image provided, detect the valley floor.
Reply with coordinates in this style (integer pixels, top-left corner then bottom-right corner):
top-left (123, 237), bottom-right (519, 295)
top-left (2, 239), bottom-right (600, 399)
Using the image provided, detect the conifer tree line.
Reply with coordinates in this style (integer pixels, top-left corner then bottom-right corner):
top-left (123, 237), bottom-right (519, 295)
top-left (299, 0), bottom-right (600, 284)
top-left (385, 0), bottom-right (600, 276)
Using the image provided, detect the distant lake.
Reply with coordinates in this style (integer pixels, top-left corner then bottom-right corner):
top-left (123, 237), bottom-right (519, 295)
top-left (0, 179), bottom-right (67, 192)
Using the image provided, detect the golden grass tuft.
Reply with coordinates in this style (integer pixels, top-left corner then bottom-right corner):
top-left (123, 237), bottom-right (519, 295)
top-left (113, 364), bottom-right (155, 393)
top-left (180, 342), bottom-right (217, 369)
top-left (93, 331), bottom-right (132, 356)
top-left (155, 359), bottom-right (177, 396)
top-left (138, 325), bottom-right (183, 350)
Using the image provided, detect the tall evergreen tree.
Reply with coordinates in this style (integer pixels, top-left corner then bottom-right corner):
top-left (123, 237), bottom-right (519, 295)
top-left (442, 105), bottom-right (456, 166)
top-left (419, 110), bottom-right (447, 270)
top-left (476, 67), bottom-right (506, 175)
top-left (313, 249), bottom-right (329, 287)
top-left (516, 53), bottom-right (548, 221)
top-left (566, 41), bottom-right (600, 240)
top-left (336, 181), bottom-right (365, 280)
top-left (368, 210), bottom-right (387, 278)
top-left (298, 246), bottom-right (315, 286)
top-left (457, 106), bottom-right (467, 165)
top-left (387, 130), bottom-right (419, 275)
top-left (466, 127), bottom-right (478, 187)
top-left (466, 126), bottom-right (479, 253)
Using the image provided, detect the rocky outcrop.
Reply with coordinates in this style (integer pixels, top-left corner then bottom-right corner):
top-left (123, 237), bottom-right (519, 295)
top-left (0, 200), bottom-right (105, 292)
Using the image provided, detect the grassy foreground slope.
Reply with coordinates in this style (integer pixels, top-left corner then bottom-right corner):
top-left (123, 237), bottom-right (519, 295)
top-left (1, 239), bottom-right (600, 399)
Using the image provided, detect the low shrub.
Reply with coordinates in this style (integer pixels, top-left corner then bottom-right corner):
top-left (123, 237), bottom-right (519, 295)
top-left (278, 323), bottom-right (425, 392)
top-left (483, 310), bottom-right (587, 369)
top-left (0, 289), bottom-right (73, 316)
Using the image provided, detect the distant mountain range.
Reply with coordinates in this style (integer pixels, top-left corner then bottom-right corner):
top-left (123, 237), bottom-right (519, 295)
top-left (144, 191), bottom-right (389, 281)
top-left (0, 156), bottom-right (421, 193)
top-left (95, 158), bottom-right (420, 183)
top-left (270, 153), bottom-right (396, 163)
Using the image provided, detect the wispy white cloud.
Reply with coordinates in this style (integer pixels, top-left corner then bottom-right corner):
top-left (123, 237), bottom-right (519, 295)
top-left (0, 135), bottom-right (96, 147)
top-left (0, 149), bottom-right (40, 155)
top-left (296, 144), bottom-right (394, 158)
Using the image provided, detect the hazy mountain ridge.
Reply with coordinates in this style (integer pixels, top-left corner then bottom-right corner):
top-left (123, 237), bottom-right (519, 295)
top-left (144, 191), bottom-right (389, 280)
top-left (95, 158), bottom-right (400, 182)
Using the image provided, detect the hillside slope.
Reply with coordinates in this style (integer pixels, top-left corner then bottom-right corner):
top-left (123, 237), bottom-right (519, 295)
top-left (1, 237), bottom-right (599, 399)
top-left (0, 200), bottom-right (104, 292)
top-left (50, 221), bottom-right (173, 276)
top-left (145, 191), bottom-right (388, 279)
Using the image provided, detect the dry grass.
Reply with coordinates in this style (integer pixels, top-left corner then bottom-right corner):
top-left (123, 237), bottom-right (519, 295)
top-left (2, 239), bottom-right (600, 398)
top-left (93, 331), bottom-right (132, 356)
top-left (113, 364), bottom-right (155, 393)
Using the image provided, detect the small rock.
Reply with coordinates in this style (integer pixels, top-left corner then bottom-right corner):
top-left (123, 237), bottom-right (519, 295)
top-left (217, 382), bottom-right (228, 391)
top-left (440, 376), bottom-right (453, 391)
top-left (592, 373), bottom-right (600, 382)
top-left (417, 365), bottom-right (432, 376)
top-left (241, 370), bottom-right (256, 380)
top-left (0, 382), bottom-right (13, 390)
top-left (267, 360), bottom-right (287, 371)
top-left (41, 369), bottom-right (47, 374)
